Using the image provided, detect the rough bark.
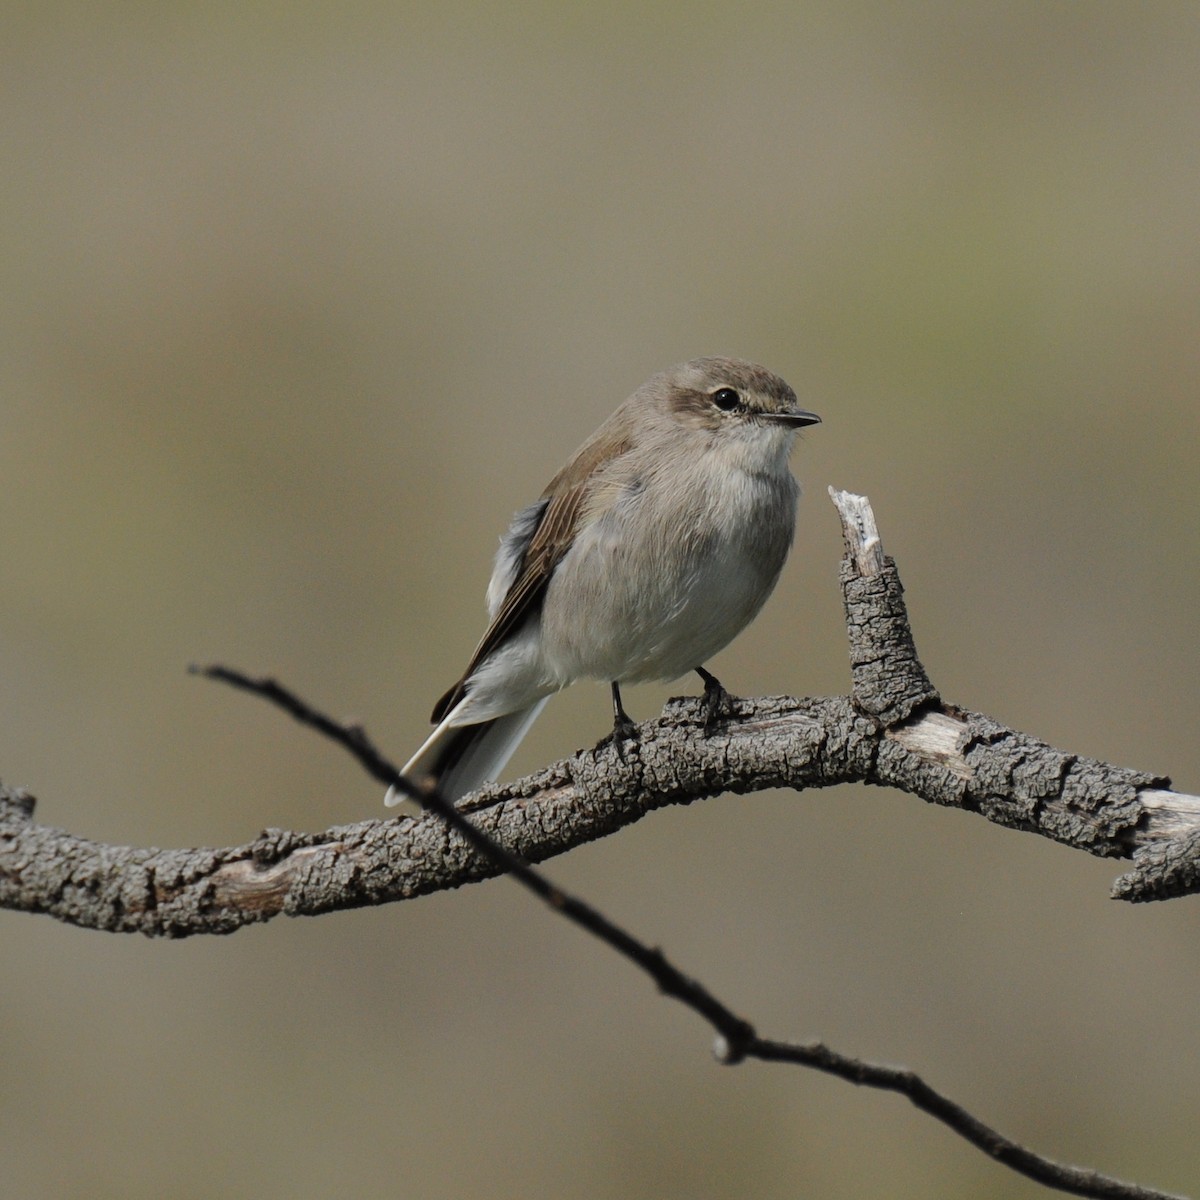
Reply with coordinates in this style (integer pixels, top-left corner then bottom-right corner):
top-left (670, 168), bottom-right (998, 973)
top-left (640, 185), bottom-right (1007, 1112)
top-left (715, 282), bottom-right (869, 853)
top-left (1, 488), bottom-right (1197, 939)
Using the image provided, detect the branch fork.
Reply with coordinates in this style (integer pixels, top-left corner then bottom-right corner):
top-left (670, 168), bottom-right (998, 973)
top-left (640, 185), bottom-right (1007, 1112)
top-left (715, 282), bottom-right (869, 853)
top-left (0, 488), bottom-right (1193, 1200)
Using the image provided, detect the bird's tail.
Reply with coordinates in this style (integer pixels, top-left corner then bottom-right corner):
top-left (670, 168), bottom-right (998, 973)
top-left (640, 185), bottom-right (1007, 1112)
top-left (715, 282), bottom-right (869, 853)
top-left (385, 698), bottom-right (550, 807)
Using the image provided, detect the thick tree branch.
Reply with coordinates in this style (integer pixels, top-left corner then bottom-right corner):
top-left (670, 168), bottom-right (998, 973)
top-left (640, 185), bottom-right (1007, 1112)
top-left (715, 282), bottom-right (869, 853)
top-left (3, 490), bottom-right (1198, 937)
top-left (0, 489), bottom-right (1191, 1200)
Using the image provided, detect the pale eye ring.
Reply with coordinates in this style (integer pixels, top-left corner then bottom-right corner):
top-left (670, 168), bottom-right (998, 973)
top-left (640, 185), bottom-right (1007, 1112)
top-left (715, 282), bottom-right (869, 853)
top-left (711, 387), bottom-right (741, 412)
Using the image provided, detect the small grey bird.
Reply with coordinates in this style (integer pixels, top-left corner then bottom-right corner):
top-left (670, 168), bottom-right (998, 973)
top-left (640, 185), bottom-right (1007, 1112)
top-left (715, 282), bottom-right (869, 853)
top-left (387, 357), bottom-right (820, 806)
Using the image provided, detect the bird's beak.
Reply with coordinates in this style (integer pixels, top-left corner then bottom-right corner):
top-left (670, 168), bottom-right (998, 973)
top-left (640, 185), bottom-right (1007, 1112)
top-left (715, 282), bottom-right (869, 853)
top-left (769, 409), bottom-right (821, 428)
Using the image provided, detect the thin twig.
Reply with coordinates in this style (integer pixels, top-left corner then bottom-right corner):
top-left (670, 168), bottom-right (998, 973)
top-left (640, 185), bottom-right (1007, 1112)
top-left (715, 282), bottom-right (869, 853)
top-left (191, 663), bottom-right (1185, 1200)
top-left (189, 664), bottom-right (756, 1047)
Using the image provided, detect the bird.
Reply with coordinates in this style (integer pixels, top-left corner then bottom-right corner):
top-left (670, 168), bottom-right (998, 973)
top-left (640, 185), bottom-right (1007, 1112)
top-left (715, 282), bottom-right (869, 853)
top-left (387, 356), bottom-right (820, 806)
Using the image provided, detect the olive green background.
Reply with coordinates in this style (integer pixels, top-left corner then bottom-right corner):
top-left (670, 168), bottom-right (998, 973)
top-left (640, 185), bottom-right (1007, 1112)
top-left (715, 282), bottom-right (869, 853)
top-left (3, 4), bottom-right (1199, 1197)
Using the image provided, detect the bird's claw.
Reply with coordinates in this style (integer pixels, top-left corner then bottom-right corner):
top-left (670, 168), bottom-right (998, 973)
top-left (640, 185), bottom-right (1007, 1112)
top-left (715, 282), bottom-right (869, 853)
top-left (696, 667), bottom-right (734, 732)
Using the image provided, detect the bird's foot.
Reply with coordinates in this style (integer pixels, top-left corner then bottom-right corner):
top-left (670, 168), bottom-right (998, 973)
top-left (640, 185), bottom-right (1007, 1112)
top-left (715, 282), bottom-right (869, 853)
top-left (695, 667), bottom-right (734, 732)
top-left (598, 682), bottom-right (640, 760)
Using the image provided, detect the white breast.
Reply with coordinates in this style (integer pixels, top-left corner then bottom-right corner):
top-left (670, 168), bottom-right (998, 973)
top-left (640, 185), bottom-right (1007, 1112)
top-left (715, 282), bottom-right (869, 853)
top-left (538, 456), bottom-right (797, 685)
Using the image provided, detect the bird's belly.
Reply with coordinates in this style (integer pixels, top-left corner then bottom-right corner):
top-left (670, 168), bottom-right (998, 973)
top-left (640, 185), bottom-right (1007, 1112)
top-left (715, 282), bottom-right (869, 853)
top-left (539, 509), bottom-right (787, 685)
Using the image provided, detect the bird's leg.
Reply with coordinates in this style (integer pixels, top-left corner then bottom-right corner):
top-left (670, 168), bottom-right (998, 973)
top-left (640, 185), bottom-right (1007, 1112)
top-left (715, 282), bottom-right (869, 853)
top-left (597, 681), bottom-right (640, 758)
top-left (610, 682), bottom-right (639, 739)
top-left (695, 666), bottom-right (733, 731)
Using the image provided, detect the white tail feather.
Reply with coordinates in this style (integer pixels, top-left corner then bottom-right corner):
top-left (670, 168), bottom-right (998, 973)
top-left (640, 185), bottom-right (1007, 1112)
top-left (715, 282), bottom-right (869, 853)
top-left (385, 697), bottom-right (550, 807)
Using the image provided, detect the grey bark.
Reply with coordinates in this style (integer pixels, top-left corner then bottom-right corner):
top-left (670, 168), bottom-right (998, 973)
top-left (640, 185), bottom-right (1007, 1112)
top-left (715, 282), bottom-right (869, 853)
top-left (1, 489), bottom-right (1196, 938)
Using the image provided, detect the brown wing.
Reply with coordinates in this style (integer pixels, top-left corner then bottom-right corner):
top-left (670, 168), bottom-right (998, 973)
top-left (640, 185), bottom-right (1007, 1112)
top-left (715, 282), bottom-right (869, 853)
top-left (429, 479), bottom-right (593, 723)
top-left (429, 403), bottom-right (637, 724)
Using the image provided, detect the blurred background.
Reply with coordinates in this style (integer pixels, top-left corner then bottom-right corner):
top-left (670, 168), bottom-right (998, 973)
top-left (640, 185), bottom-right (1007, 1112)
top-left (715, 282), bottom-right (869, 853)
top-left (2, 4), bottom-right (1198, 1197)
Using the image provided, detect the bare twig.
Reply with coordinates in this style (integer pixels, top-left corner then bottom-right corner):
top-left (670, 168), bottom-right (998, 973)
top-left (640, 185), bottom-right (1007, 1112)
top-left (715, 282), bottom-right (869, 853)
top-left (191, 666), bottom-right (1184, 1200)
top-left (1, 488), bottom-right (1193, 1198)
top-left (189, 667), bottom-right (758, 1049)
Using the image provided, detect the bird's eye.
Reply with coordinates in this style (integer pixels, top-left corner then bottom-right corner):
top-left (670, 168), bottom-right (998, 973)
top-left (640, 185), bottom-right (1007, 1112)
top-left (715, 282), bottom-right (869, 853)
top-left (711, 387), bottom-right (741, 411)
